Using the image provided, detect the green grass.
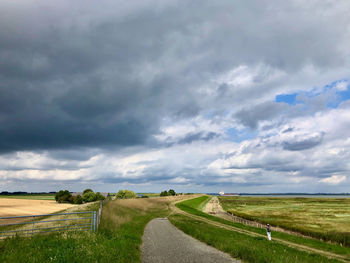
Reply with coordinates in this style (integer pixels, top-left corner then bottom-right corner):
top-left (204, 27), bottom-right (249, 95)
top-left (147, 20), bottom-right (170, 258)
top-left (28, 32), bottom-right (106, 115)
top-left (219, 196), bottom-right (350, 246)
top-left (0, 198), bottom-right (172, 263)
top-left (0, 194), bottom-right (55, 200)
top-left (169, 213), bottom-right (342, 263)
top-left (175, 196), bottom-right (350, 260)
top-left (198, 195), bottom-right (212, 211)
top-left (136, 193), bottom-right (160, 197)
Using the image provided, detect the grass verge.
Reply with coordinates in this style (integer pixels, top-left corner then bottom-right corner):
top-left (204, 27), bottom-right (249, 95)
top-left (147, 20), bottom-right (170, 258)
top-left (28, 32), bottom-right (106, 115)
top-left (175, 196), bottom-right (350, 261)
top-left (169, 213), bottom-right (342, 263)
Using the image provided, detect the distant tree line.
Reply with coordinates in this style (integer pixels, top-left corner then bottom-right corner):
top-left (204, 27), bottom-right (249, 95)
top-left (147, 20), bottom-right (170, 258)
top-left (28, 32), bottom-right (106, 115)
top-left (160, 189), bottom-right (176, 196)
top-left (55, 189), bottom-right (105, 204)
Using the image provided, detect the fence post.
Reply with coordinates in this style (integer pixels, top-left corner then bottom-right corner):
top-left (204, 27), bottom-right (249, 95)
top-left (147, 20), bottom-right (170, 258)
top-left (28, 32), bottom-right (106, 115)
top-left (91, 211), bottom-right (94, 232)
top-left (64, 213), bottom-right (66, 231)
top-left (94, 211), bottom-right (96, 232)
top-left (32, 216), bottom-right (35, 236)
top-left (97, 200), bottom-right (103, 230)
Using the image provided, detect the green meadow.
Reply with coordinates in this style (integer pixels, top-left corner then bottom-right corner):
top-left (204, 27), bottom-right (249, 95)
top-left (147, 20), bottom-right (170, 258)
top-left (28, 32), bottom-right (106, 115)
top-left (171, 196), bottom-right (350, 262)
top-left (219, 196), bottom-right (350, 246)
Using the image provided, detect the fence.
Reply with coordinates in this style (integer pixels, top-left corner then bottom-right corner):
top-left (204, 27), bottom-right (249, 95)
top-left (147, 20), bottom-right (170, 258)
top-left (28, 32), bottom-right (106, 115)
top-left (0, 211), bottom-right (96, 239)
top-left (226, 211), bottom-right (266, 228)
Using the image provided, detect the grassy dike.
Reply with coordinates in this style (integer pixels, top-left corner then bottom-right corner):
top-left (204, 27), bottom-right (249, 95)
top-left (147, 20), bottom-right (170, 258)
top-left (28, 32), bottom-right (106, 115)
top-left (169, 196), bottom-right (349, 263)
top-left (0, 198), bottom-right (173, 263)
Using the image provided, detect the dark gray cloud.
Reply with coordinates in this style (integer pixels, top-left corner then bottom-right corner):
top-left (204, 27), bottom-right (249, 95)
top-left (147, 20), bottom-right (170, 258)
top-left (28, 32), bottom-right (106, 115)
top-left (234, 102), bottom-right (288, 128)
top-left (177, 132), bottom-right (218, 144)
top-left (0, 0), bottom-right (348, 154)
top-left (282, 133), bottom-right (324, 151)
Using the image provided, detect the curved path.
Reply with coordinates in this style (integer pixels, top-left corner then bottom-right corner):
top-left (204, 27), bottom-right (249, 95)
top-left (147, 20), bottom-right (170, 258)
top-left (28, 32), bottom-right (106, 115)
top-left (141, 218), bottom-right (240, 263)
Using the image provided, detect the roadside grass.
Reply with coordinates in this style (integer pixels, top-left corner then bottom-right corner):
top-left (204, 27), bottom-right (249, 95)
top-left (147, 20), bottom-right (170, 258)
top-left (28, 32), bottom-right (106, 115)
top-left (176, 196), bottom-right (350, 260)
top-left (169, 213), bottom-right (342, 263)
top-left (0, 196), bottom-right (191, 263)
top-left (0, 194), bottom-right (55, 200)
top-left (219, 196), bottom-right (350, 247)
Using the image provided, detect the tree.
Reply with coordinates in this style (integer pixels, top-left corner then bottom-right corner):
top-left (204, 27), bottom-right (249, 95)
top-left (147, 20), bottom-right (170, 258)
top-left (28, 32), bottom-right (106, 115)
top-left (55, 190), bottom-right (72, 203)
top-left (116, 190), bottom-right (136, 199)
top-left (75, 194), bottom-right (83, 204)
top-left (83, 189), bottom-right (93, 195)
top-left (160, 191), bottom-right (168, 196)
top-left (95, 192), bottom-right (106, 201)
top-left (168, 189), bottom-right (176, 196)
top-left (82, 191), bottom-right (98, 202)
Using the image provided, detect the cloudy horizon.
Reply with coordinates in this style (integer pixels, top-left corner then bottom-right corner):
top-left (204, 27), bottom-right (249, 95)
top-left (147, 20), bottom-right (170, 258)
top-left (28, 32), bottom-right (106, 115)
top-left (1, 0), bottom-right (350, 193)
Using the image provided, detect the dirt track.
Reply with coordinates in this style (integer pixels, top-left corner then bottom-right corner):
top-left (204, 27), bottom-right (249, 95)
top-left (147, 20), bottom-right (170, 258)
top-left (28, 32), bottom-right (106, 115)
top-left (204, 196), bottom-right (226, 214)
top-left (142, 218), bottom-right (239, 263)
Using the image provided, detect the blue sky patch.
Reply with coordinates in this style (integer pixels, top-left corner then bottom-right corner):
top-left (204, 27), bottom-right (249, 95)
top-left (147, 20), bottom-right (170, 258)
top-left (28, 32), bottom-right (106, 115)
top-left (227, 128), bottom-right (258, 142)
top-left (275, 79), bottom-right (349, 109)
top-left (275, 93), bottom-right (298, 105)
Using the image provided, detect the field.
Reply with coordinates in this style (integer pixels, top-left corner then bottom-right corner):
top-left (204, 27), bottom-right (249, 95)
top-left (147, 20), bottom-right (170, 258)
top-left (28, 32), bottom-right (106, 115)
top-left (0, 194), bottom-right (55, 200)
top-left (171, 196), bottom-right (350, 262)
top-left (0, 198), bottom-right (74, 218)
top-left (218, 196), bottom-right (350, 246)
top-left (137, 193), bottom-right (160, 197)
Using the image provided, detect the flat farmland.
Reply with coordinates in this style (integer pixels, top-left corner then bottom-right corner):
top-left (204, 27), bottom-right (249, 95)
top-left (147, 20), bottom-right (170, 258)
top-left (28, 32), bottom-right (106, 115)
top-left (219, 196), bottom-right (350, 246)
top-left (0, 198), bottom-right (74, 217)
top-left (0, 194), bottom-right (55, 200)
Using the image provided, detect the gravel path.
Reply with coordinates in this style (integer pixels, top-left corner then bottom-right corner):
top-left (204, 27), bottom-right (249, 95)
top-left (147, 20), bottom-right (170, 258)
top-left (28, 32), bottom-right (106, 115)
top-left (141, 218), bottom-right (240, 263)
top-left (204, 196), bottom-right (226, 215)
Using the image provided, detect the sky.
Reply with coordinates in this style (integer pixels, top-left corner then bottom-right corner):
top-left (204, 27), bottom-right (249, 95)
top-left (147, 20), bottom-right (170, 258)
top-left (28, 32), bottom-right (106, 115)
top-left (0, 0), bottom-right (350, 193)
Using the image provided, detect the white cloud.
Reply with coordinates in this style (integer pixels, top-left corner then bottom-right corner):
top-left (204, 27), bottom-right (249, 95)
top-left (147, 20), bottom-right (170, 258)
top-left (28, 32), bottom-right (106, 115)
top-left (334, 80), bottom-right (348, 91)
top-left (319, 175), bottom-right (346, 185)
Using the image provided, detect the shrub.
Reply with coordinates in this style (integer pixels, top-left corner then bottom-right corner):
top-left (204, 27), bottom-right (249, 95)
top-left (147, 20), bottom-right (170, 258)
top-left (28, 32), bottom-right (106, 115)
top-left (55, 190), bottom-right (72, 203)
top-left (82, 191), bottom-right (98, 202)
top-left (160, 191), bottom-right (168, 196)
top-left (116, 190), bottom-right (136, 199)
top-left (83, 189), bottom-right (93, 195)
top-left (75, 194), bottom-right (83, 204)
top-left (168, 189), bottom-right (176, 196)
top-left (95, 192), bottom-right (106, 201)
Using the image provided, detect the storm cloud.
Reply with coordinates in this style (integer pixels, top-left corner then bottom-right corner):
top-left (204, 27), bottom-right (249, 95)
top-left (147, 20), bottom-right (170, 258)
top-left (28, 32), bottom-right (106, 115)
top-left (1, 0), bottom-right (350, 192)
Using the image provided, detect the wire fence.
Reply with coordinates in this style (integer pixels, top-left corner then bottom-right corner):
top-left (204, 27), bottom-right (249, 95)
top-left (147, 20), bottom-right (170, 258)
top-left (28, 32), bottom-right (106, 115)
top-left (0, 211), bottom-right (97, 239)
top-left (0, 198), bottom-right (110, 239)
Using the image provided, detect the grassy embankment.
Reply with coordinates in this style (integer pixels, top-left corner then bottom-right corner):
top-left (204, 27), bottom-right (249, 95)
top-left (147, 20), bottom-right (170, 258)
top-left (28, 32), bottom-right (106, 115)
top-left (170, 196), bottom-right (350, 263)
top-left (219, 196), bottom-right (350, 247)
top-left (0, 194), bottom-right (55, 200)
top-left (0, 196), bottom-right (184, 263)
